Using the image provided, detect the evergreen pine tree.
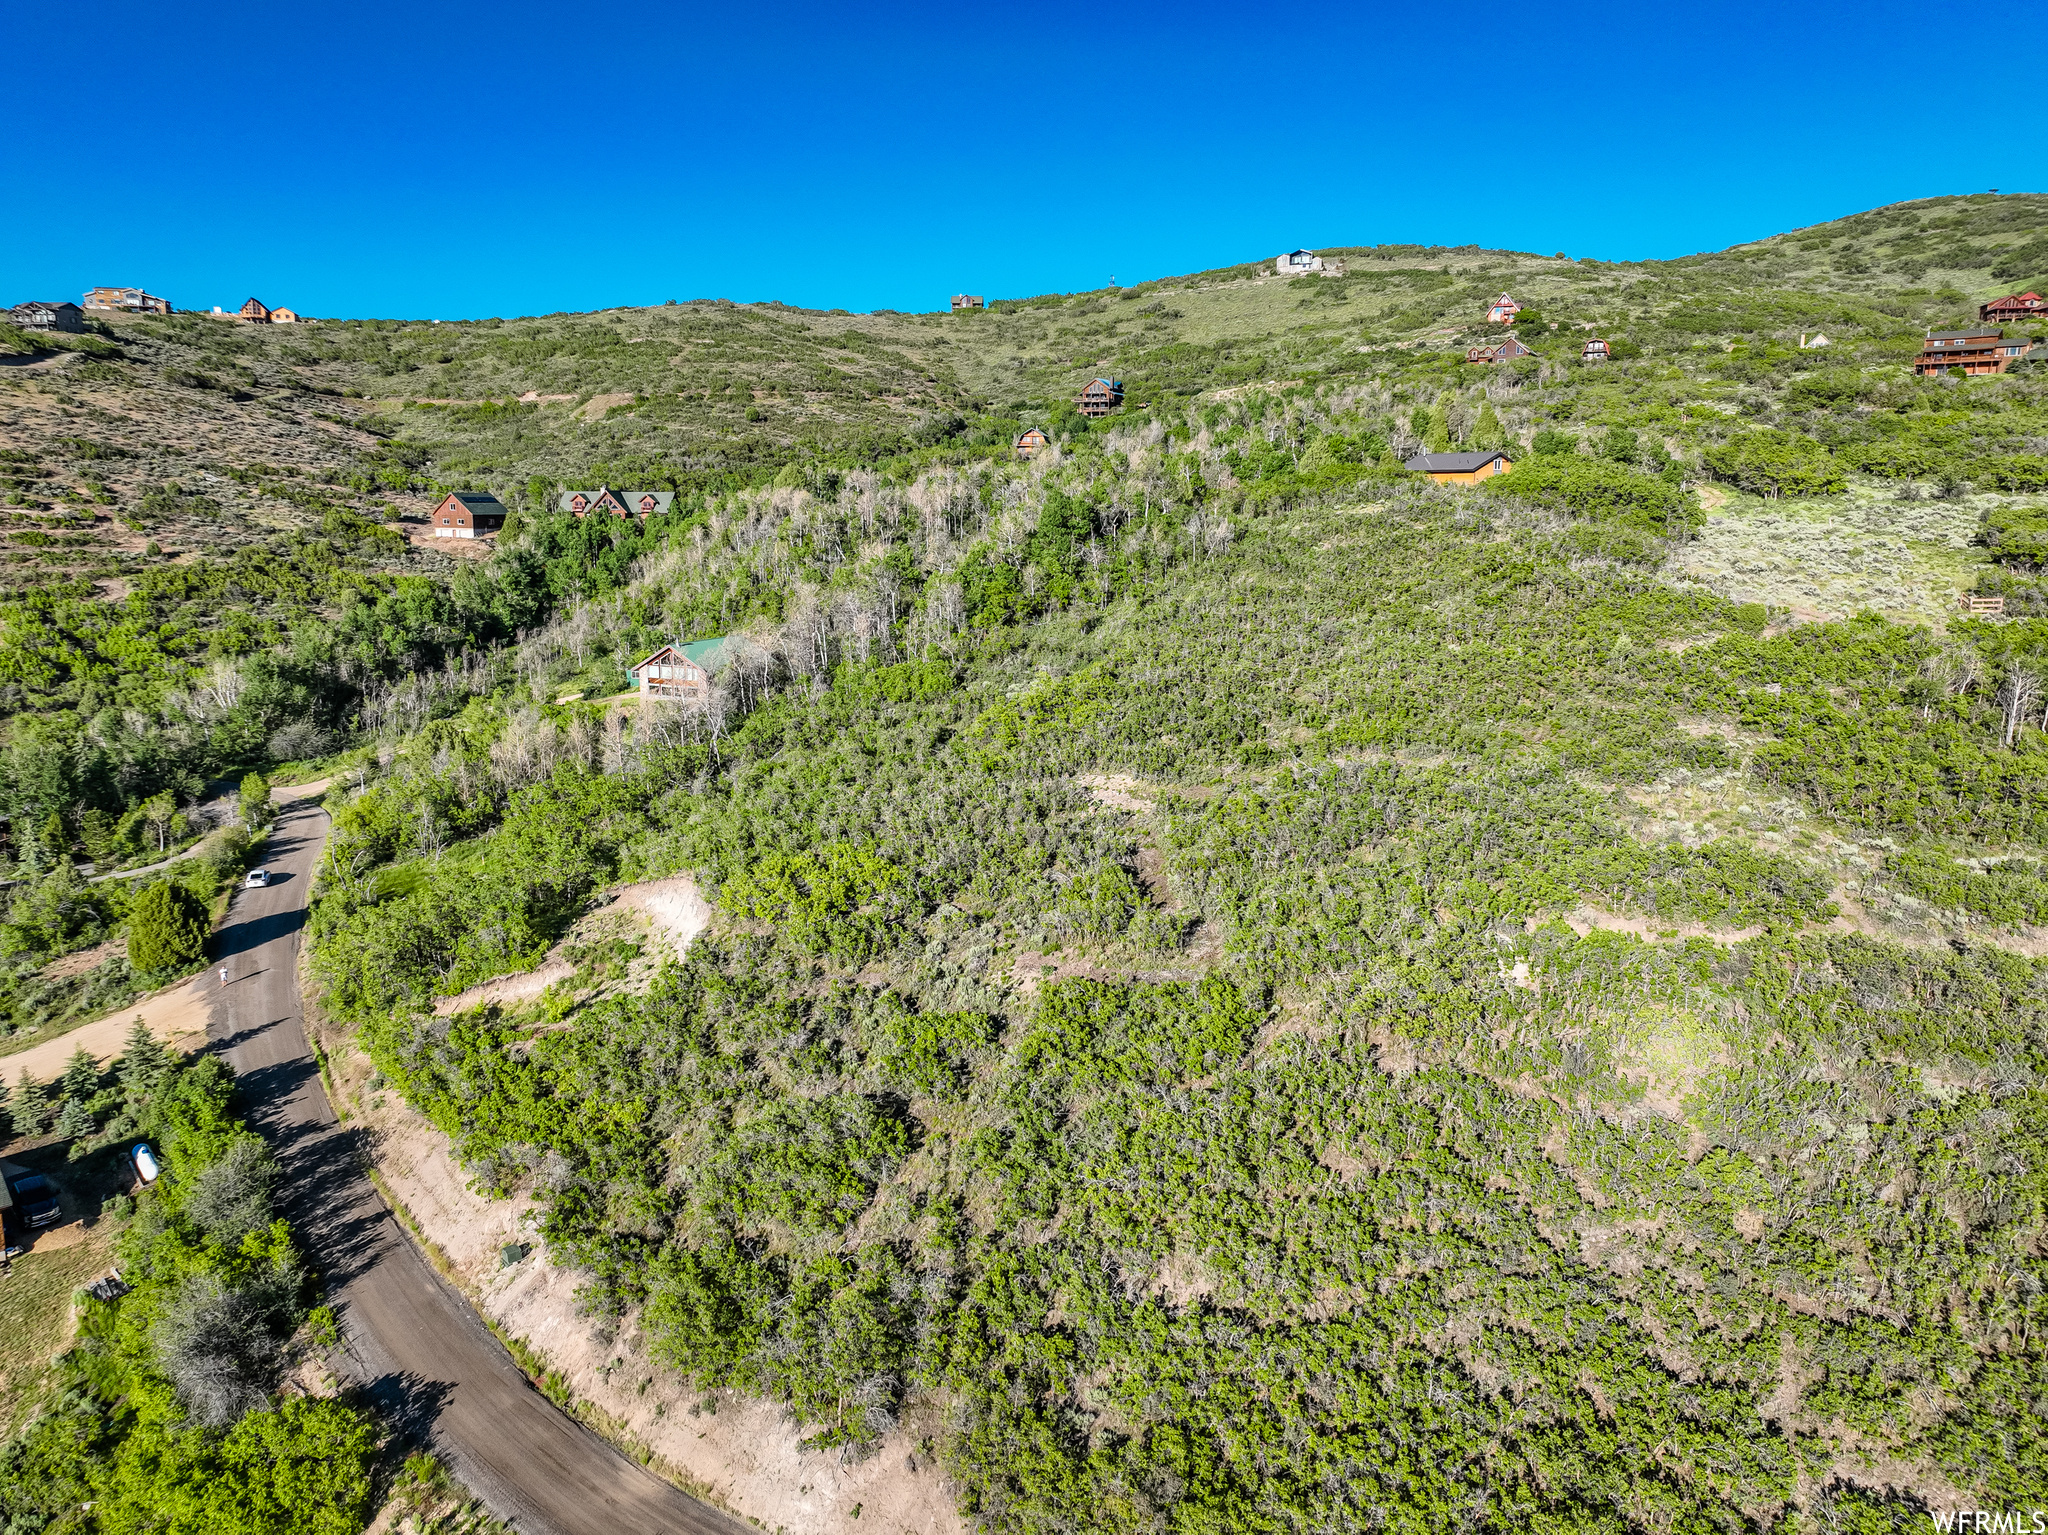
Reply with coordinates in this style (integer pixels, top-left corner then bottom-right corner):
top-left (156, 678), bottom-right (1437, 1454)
top-left (60, 1046), bottom-right (99, 1106)
top-left (118, 1017), bottom-right (172, 1098)
top-left (11, 1071), bottom-right (49, 1136)
top-left (55, 1095), bottom-right (95, 1141)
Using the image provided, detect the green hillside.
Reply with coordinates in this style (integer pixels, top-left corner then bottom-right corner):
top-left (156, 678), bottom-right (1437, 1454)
top-left (8, 192), bottom-right (2048, 1533)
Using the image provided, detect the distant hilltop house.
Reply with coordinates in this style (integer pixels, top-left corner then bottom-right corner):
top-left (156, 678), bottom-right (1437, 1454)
top-left (1980, 292), bottom-right (2046, 324)
top-left (84, 286), bottom-right (168, 315)
top-left (1487, 293), bottom-right (1522, 324)
top-left (1275, 249), bottom-right (1324, 277)
top-left (630, 636), bottom-right (744, 699)
top-left (1404, 450), bottom-right (1513, 484)
top-left (8, 300), bottom-right (84, 333)
top-left (1074, 378), bottom-right (1124, 418)
top-left (429, 491), bottom-right (508, 539)
top-left (560, 486), bottom-right (675, 519)
top-left (1014, 426), bottom-right (1051, 459)
top-left (271, 307), bottom-right (303, 324)
top-left (1466, 337), bottom-right (1534, 365)
top-left (1913, 326), bottom-right (2043, 377)
top-left (1582, 337), bottom-right (1611, 363)
top-left (951, 294), bottom-right (984, 311)
top-left (1798, 333), bottom-right (1829, 350)
top-left (240, 297), bottom-right (272, 323)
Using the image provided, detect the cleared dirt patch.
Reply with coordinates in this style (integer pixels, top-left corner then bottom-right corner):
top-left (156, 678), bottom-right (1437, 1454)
top-left (0, 977), bottom-right (214, 1086)
top-left (435, 874), bottom-right (713, 1017)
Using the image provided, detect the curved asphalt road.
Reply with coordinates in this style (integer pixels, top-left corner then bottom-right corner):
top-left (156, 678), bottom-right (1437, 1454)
top-left (209, 793), bottom-right (746, 1535)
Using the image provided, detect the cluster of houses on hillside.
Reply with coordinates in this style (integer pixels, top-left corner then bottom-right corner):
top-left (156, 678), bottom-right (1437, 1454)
top-left (6, 287), bottom-right (314, 329)
top-left (1467, 293), bottom-right (1614, 367)
top-left (212, 297), bottom-right (305, 323)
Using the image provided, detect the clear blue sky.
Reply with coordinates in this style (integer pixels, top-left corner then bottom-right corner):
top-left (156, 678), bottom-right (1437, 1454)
top-left (2, 0), bottom-right (2029, 320)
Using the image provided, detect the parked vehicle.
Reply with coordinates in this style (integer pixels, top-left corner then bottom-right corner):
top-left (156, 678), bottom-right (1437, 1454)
top-left (6, 1172), bottom-right (62, 1228)
top-left (132, 1144), bottom-right (161, 1185)
top-left (245, 867), bottom-right (270, 888)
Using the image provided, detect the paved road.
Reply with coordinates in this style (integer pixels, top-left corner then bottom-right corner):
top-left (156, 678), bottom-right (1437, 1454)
top-left (210, 794), bottom-right (746, 1535)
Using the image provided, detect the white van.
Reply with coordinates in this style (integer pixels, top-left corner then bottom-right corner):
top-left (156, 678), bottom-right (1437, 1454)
top-left (244, 867), bottom-right (270, 888)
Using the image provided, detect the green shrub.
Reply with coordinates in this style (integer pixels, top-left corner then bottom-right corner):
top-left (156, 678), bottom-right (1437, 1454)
top-left (1703, 429), bottom-right (1845, 497)
top-left (127, 882), bottom-right (209, 974)
top-left (1484, 454), bottom-right (1696, 533)
top-left (1888, 844), bottom-right (2048, 924)
top-left (1978, 453), bottom-right (2048, 491)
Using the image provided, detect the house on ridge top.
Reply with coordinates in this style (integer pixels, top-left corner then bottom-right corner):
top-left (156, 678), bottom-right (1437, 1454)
top-left (8, 301), bottom-right (84, 333)
top-left (239, 297), bottom-right (271, 323)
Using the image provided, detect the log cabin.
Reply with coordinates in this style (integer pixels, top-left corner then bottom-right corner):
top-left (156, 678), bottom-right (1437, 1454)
top-left (1074, 378), bottom-right (1124, 418)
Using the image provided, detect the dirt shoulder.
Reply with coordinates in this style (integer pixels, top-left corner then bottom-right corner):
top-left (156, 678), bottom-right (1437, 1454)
top-left (326, 874), bottom-right (965, 1535)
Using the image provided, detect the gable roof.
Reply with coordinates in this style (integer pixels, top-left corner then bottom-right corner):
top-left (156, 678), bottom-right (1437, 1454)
top-left (12, 300), bottom-right (81, 314)
top-left (559, 486), bottom-right (674, 515)
top-left (1987, 292), bottom-right (2044, 306)
top-left (1404, 450), bottom-right (1512, 474)
top-left (1928, 327), bottom-right (2003, 343)
top-left (444, 491), bottom-right (507, 512)
top-left (1080, 377), bottom-right (1124, 393)
top-left (631, 635), bottom-right (745, 675)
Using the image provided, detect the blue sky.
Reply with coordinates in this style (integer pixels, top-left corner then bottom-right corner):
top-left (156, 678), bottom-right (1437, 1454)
top-left (2, 0), bottom-right (2029, 320)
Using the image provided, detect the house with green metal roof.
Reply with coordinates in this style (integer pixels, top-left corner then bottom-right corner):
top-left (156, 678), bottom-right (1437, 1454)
top-left (628, 636), bottom-right (744, 699)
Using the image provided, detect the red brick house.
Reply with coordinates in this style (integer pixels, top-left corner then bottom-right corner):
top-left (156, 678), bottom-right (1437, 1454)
top-left (1980, 292), bottom-right (2045, 324)
top-left (1074, 378), bottom-right (1124, 418)
top-left (430, 491), bottom-right (508, 538)
top-left (1466, 337), bottom-right (1534, 364)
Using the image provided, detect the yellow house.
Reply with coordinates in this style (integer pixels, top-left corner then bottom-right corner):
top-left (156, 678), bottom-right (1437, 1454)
top-left (1404, 450), bottom-right (1513, 484)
